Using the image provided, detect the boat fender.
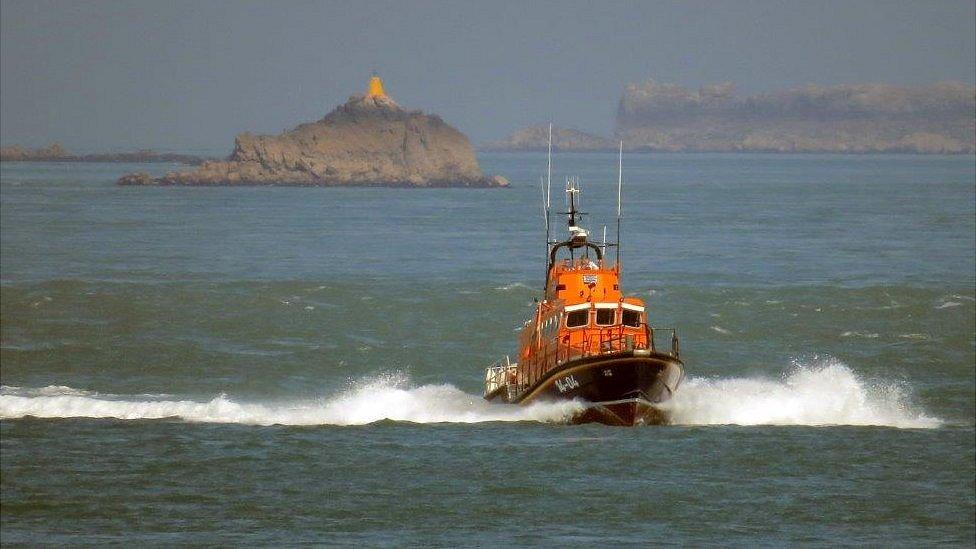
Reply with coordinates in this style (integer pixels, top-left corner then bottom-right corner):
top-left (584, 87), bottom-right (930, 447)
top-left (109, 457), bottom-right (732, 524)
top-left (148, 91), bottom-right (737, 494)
top-left (633, 349), bottom-right (650, 357)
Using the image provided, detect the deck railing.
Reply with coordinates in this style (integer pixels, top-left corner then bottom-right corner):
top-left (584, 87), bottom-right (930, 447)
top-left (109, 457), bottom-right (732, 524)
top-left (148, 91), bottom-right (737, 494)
top-left (483, 357), bottom-right (518, 398)
top-left (485, 324), bottom-right (680, 399)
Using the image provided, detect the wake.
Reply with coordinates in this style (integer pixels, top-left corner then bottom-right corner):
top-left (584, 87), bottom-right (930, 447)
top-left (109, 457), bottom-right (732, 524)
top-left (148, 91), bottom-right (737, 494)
top-left (0, 360), bottom-right (941, 428)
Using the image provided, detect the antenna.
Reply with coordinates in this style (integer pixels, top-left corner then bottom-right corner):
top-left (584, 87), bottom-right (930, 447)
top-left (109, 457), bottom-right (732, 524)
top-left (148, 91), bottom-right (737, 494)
top-left (616, 140), bottom-right (623, 271)
top-left (546, 123), bottom-right (552, 211)
top-left (543, 125), bottom-right (553, 290)
top-left (540, 176), bottom-right (548, 226)
top-left (541, 175), bottom-right (550, 266)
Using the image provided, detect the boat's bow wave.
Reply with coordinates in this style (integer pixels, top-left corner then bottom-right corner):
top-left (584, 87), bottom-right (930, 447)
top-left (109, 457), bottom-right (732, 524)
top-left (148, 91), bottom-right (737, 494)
top-left (0, 373), bottom-right (583, 425)
top-left (664, 358), bottom-right (941, 428)
top-left (0, 360), bottom-right (940, 428)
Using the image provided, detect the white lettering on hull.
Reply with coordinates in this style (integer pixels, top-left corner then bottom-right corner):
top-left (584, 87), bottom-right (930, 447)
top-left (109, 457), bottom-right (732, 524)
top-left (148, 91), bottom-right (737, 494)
top-left (555, 375), bottom-right (580, 393)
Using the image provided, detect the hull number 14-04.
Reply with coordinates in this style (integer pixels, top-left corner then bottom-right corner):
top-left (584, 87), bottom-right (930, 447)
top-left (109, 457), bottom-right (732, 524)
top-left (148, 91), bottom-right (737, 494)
top-left (555, 375), bottom-right (580, 393)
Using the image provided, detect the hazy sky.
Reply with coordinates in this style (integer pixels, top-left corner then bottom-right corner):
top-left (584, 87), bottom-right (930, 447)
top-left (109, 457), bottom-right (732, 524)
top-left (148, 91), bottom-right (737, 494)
top-left (2, 0), bottom-right (974, 151)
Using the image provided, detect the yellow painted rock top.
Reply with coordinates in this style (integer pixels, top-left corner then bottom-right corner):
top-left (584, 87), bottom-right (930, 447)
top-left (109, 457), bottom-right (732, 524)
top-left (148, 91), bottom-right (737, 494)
top-left (366, 75), bottom-right (386, 98)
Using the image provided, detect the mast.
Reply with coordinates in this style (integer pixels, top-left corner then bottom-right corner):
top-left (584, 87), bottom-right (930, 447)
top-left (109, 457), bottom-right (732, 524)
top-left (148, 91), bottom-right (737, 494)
top-left (616, 140), bottom-right (622, 271)
top-left (565, 177), bottom-right (588, 251)
top-left (567, 177), bottom-right (577, 228)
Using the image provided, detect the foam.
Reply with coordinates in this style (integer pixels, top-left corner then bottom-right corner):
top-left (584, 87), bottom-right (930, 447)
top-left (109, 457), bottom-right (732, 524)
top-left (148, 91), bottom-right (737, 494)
top-left (0, 361), bottom-right (941, 429)
top-left (0, 373), bottom-right (582, 426)
top-left (494, 282), bottom-right (530, 291)
top-left (840, 331), bottom-right (880, 338)
top-left (664, 358), bottom-right (941, 428)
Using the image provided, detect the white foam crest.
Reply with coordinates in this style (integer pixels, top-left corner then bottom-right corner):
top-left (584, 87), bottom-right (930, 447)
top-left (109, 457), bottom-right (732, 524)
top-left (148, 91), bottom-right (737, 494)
top-left (840, 331), bottom-right (879, 338)
top-left (494, 282), bottom-right (530, 291)
top-left (0, 373), bottom-right (582, 426)
top-left (664, 358), bottom-right (940, 428)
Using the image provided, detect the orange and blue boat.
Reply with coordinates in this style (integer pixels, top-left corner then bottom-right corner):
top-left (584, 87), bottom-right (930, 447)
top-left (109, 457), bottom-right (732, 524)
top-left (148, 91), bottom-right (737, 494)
top-left (483, 128), bottom-right (684, 426)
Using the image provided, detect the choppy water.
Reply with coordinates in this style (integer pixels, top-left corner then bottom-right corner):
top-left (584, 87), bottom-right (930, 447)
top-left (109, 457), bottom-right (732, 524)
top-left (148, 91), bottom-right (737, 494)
top-left (2, 153), bottom-right (974, 545)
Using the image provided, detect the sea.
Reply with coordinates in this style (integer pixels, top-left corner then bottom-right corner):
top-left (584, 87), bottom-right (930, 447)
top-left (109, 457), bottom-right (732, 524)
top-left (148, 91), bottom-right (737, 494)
top-left (1, 153), bottom-right (974, 545)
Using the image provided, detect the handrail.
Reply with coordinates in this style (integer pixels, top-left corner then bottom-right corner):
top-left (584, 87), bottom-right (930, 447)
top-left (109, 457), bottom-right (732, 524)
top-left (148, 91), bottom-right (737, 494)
top-left (484, 357), bottom-right (518, 398)
top-left (486, 324), bottom-right (680, 400)
top-left (545, 240), bottom-right (604, 288)
top-left (499, 323), bottom-right (680, 397)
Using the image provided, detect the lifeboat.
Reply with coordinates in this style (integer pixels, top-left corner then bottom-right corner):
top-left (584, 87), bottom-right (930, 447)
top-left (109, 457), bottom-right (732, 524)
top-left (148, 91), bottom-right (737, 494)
top-left (483, 131), bottom-right (684, 426)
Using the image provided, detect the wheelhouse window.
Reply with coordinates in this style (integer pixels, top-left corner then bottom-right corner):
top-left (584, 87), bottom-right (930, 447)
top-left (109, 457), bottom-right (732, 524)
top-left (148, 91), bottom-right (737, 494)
top-left (595, 308), bottom-right (615, 326)
top-left (566, 309), bottom-right (588, 328)
top-left (622, 309), bottom-right (642, 327)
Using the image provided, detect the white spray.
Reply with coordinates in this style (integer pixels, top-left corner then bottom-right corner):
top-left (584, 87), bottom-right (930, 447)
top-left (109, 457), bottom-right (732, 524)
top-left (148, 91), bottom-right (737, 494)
top-left (0, 360), bottom-right (941, 428)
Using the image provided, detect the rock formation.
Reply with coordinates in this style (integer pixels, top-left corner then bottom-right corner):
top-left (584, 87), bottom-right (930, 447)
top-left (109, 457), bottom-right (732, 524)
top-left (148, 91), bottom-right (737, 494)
top-left (1, 143), bottom-right (68, 161)
top-left (119, 75), bottom-right (507, 187)
top-left (483, 126), bottom-right (616, 151)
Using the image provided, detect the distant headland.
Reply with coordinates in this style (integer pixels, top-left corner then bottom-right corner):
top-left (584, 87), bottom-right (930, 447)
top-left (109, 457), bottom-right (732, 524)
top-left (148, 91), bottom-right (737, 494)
top-left (0, 143), bottom-right (209, 165)
top-left (483, 126), bottom-right (617, 152)
top-left (118, 75), bottom-right (508, 188)
top-left (486, 80), bottom-right (975, 154)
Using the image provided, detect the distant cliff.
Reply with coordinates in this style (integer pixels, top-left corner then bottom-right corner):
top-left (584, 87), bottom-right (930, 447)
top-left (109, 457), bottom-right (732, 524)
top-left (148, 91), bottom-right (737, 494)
top-left (491, 80), bottom-right (974, 154)
top-left (119, 77), bottom-right (507, 188)
top-left (482, 126), bottom-right (616, 152)
top-left (616, 80), bottom-right (975, 153)
top-left (0, 144), bottom-right (207, 164)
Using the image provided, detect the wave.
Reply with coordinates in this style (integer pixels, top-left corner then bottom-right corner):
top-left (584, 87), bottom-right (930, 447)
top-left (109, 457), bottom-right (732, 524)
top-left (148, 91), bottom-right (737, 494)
top-left (0, 373), bottom-right (582, 425)
top-left (0, 361), bottom-right (941, 428)
top-left (665, 359), bottom-right (941, 428)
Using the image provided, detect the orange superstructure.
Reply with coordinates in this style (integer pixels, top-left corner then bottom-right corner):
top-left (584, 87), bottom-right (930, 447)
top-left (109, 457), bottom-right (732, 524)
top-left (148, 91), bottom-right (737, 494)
top-left (516, 256), bottom-right (650, 383)
top-left (483, 137), bottom-right (684, 425)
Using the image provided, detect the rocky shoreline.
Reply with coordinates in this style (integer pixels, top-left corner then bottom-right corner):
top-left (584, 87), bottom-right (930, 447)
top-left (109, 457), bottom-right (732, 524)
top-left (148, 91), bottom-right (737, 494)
top-left (117, 172), bottom-right (507, 188)
top-left (0, 144), bottom-right (209, 165)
